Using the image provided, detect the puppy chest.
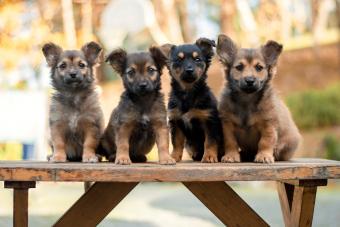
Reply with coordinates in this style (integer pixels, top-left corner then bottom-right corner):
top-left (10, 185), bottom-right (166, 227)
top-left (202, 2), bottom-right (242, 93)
top-left (234, 127), bottom-right (260, 149)
top-left (68, 113), bottom-right (80, 131)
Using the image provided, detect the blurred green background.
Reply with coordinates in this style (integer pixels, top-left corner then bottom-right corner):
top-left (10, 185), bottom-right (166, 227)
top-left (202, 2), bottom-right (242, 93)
top-left (0, 0), bottom-right (339, 226)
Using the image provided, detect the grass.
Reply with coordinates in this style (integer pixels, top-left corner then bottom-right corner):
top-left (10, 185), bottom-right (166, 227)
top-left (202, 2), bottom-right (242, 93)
top-left (286, 84), bottom-right (340, 130)
top-left (324, 135), bottom-right (340, 161)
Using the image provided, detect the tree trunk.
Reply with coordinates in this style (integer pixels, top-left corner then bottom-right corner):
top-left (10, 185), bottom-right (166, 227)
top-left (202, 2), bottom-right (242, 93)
top-left (152, 0), bottom-right (184, 44)
top-left (220, 0), bottom-right (236, 38)
top-left (61, 0), bottom-right (77, 48)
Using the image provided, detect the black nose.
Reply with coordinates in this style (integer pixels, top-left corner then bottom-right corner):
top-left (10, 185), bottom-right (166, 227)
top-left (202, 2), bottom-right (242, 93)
top-left (185, 67), bottom-right (194, 74)
top-left (70, 73), bottom-right (77, 79)
top-left (245, 76), bottom-right (256, 86)
top-left (139, 81), bottom-right (148, 89)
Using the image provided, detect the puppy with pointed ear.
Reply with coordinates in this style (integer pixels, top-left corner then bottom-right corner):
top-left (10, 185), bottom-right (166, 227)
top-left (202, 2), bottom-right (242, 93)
top-left (217, 34), bottom-right (301, 164)
top-left (97, 46), bottom-right (175, 165)
top-left (42, 41), bottom-right (104, 163)
top-left (161, 38), bottom-right (224, 163)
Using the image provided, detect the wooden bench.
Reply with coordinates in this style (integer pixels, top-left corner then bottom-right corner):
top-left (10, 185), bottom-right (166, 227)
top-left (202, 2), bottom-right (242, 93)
top-left (1, 158), bottom-right (340, 227)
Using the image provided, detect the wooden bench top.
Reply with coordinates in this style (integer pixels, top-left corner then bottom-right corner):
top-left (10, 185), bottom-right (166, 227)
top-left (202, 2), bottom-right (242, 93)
top-left (0, 158), bottom-right (339, 182)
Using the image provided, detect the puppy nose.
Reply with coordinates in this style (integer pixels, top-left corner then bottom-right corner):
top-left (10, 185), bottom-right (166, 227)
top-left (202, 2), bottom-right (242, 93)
top-left (245, 76), bottom-right (255, 86)
top-left (185, 67), bottom-right (194, 74)
top-left (139, 81), bottom-right (148, 89)
top-left (70, 73), bottom-right (77, 79)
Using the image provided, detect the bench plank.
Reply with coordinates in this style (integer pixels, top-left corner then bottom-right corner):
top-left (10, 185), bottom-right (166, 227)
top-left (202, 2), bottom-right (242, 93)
top-left (0, 158), bottom-right (339, 182)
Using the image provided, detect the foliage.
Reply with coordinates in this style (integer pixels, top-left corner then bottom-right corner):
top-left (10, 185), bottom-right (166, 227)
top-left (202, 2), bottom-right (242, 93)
top-left (286, 84), bottom-right (340, 129)
top-left (324, 135), bottom-right (340, 161)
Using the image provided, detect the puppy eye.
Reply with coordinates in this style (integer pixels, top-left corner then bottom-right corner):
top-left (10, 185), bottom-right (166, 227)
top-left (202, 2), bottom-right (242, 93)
top-left (147, 67), bottom-right (156, 73)
top-left (126, 69), bottom-right (135, 76)
top-left (255, 64), bottom-right (263, 72)
top-left (79, 62), bottom-right (86, 68)
top-left (194, 57), bottom-right (201, 62)
top-left (175, 58), bottom-right (183, 63)
top-left (59, 63), bottom-right (67, 69)
top-left (235, 64), bottom-right (244, 71)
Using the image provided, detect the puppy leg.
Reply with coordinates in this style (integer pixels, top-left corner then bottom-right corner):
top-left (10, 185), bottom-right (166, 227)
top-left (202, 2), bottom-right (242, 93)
top-left (275, 134), bottom-right (300, 161)
top-left (50, 123), bottom-right (67, 162)
top-left (221, 121), bottom-right (240, 163)
top-left (255, 123), bottom-right (277, 163)
top-left (82, 127), bottom-right (100, 163)
top-left (153, 121), bottom-right (175, 165)
top-left (170, 120), bottom-right (185, 162)
top-left (115, 124), bottom-right (133, 165)
top-left (202, 120), bottom-right (219, 163)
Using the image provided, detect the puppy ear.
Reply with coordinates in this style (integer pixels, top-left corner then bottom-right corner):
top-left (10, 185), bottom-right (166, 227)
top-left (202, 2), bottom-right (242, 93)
top-left (105, 48), bottom-right (127, 74)
top-left (261, 40), bottom-right (283, 66)
top-left (160, 44), bottom-right (175, 59)
top-left (149, 45), bottom-right (167, 70)
top-left (195, 37), bottom-right (215, 60)
top-left (42, 42), bottom-right (62, 67)
top-left (81, 41), bottom-right (102, 65)
top-left (216, 34), bottom-right (237, 66)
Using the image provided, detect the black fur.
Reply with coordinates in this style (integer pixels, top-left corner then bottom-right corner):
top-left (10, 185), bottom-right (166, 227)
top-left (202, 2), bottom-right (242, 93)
top-left (164, 38), bottom-right (224, 162)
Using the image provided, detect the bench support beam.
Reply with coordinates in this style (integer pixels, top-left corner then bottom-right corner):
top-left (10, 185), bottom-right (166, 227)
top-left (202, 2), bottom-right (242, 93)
top-left (53, 182), bottom-right (138, 227)
top-left (4, 181), bottom-right (36, 227)
top-left (183, 181), bottom-right (269, 227)
top-left (277, 180), bottom-right (327, 227)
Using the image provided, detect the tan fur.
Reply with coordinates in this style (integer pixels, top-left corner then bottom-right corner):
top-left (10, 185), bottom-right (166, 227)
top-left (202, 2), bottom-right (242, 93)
top-left (42, 42), bottom-right (104, 163)
top-left (100, 49), bottom-right (175, 165)
top-left (217, 35), bottom-right (301, 163)
top-left (178, 52), bottom-right (184, 58)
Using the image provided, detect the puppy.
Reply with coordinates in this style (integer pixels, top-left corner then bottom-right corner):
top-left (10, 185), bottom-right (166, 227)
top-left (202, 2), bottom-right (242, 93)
top-left (97, 47), bottom-right (175, 165)
top-left (42, 42), bottom-right (104, 162)
top-left (162, 38), bottom-right (224, 163)
top-left (217, 34), bottom-right (301, 163)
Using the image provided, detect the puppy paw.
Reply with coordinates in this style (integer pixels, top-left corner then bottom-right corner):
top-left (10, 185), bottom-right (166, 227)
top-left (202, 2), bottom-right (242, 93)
top-left (49, 153), bottom-right (67, 162)
top-left (221, 152), bottom-right (240, 163)
top-left (115, 156), bottom-right (132, 165)
top-left (201, 153), bottom-right (218, 163)
top-left (254, 152), bottom-right (274, 163)
top-left (159, 155), bottom-right (176, 165)
top-left (171, 151), bottom-right (183, 162)
top-left (82, 153), bottom-right (99, 163)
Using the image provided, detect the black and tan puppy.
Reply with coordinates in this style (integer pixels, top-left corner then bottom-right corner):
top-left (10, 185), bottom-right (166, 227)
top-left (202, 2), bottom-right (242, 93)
top-left (98, 47), bottom-right (175, 165)
top-left (42, 42), bottom-right (104, 162)
top-left (217, 34), bottom-right (301, 163)
top-left (162, 38), bottom-right (224, 163)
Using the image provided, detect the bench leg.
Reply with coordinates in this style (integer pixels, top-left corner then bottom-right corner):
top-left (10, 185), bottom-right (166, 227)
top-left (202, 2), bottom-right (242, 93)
top-left (183, 181), bottom-right (269, 227)
top-left (54, 182), bottom-right (138, 227)
top-left (4, 181), bottom-right (36, 227)
top-left (277, 180), bottom-right (327, 227)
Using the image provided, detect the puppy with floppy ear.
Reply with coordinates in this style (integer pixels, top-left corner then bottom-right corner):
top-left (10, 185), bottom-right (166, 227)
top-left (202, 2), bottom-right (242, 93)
top-left (161, 38), bottom-right (224, 163)
top-left (42, 42), bottom-right (104, 162)
top-left (97, 46), bottom-right (175, 165)
top-left (217, 34), bottom-right (301, 163)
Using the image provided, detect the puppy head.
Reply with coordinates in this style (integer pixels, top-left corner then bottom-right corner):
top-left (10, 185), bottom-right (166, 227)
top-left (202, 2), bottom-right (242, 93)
top-left (217, 34), bottom-right (282, 93)
top-left (42, 42), bottom-right (102, 90)
top-left (105, 46), bottom-right (166, 95)
top-left (161, 38), bottom-right (215, 89)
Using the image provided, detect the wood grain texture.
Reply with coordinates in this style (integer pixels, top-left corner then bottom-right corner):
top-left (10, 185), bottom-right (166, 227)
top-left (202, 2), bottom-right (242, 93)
top-left (291, 186), bottom-right (317, 227)
top-left (277, 181), bottom-right (318, 227)
top-left (0, 158), bottom-right (339, 182)
top-left (4, 181), bottom-right (36, 227)
top-left (53, 182), bottom-right (138, 227)
top-left (277, 182), bottom-right (295, 226)
top-left (184, 181), bottom-right (269, 227)
top-left (13, 189), bottom-right (29, 227)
